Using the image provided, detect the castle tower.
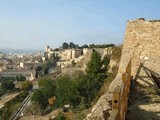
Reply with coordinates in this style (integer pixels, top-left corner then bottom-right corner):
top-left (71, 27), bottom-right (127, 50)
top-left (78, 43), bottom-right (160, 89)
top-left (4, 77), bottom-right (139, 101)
top-left (46, 46), bottom-right (50, 52)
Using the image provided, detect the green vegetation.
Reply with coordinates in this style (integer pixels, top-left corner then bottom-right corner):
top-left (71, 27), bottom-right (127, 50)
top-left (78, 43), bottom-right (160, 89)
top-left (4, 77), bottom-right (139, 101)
top-left (31, 79), bottom-right (56, 110)
top-left (71, 60), bottom-right (76, 67)
top-left (0, 91), bottom-right (28, 120)
top-left (56, 113), bottom-right (66, 120)
top-left (36, 53), bottom-right (60, 77)
top-left (31, 90), bottom-right (47, 109)
top-left (88, 44), bottom-right (115, 48)
top-left (21, 80), bottom-right (33, 91)
top-left (86, 49), bottom-right (102, 78)
top-left (102, 54), bottom-right (111, 70)
top-left (0, 78), bottom-right (16, 97)
top-left (55, 75), bottom-right (74, 107)
top-left (1, 80), bottom-right (15, 92)
top-left (61, 42), bottom-right (115, 49)
top-left (69, 42), bottom-right (76, 49)
top-left (81, 44), bottom-right (88, 48)
top-left (36, 66), bottom-right (43, 77)
top-left (16, 74), bottom-right (26, 81)
top-left (62, 42), bottom-right (78, 49)
top-left (24, 101), bottom-right (42, 115)
top-left (62, 42), bottom-right (69, 49)
top-left (31, 49), bottom-right (110, 116)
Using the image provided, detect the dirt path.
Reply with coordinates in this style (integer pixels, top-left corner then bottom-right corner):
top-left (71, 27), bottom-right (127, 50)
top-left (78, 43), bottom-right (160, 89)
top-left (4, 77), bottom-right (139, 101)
top-left (19, 109), bottom-right (60, 120)
top-left (0, 92), bottom-right (19, 108)
top-left (126, 79), bottom-right (160, 120)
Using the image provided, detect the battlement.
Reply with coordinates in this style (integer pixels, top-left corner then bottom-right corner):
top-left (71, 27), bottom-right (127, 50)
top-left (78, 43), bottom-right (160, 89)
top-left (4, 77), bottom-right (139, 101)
top-left (128, 18), bottom-right (160, 23)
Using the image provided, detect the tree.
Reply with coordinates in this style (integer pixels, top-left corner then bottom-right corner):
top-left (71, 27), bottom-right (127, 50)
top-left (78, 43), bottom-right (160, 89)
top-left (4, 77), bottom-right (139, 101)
top-left (56, 113), bottom-right (66, 120)
top-left (69, 42), bottom-right (75, 49)
top-left (16, 74), bottom-right (26, 81)
top-left (42, 61), bottom-right (50, 74)
top-left (35, 66), bottom-right (43, 77)
top-left (62, 42), bottom-right (69, 49)
top-left (55, 75), bottom-right (76, 107)
top-left (31, 79), bottom-right (56, 109)
top-left (81, 44), bottom-right (88, 48)
top-left (48, 53), bottom-right (60, 67)
top-left (71, 60), bottom-right (76, 67)
top-left (86, 49), bottom-right (102, 77)
top-left (1, 80), bottom-right (15, 92)
top-left (89, 44), bottom-right (95, 48)
top-left (38, 79), bottom-right (56, 99)
top-left (21, 80), bottom-right (33, 91)
top-left (88, 44), bottom-right (115, 48)
top-left (54, 48), bottom-right (59, 51)
top-left (76, 73), bottom-right (100, 107)
top-left (31, 90), bottom-right (48, 109)
top-left (102, 54), bottom-right (111, 70)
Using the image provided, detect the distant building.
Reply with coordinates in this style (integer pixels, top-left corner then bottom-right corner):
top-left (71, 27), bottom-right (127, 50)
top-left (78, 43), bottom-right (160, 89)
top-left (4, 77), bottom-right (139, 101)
top-left (0, 63), bottom-right (6, 72)
top-left (44, 46), bottom-right (83, 61)
top-left (0, 69), bottom-right (36, 80)
top-left (43, 46), bottom-right (113, 69)
top-left (20, 62), bottom-right (42, 70)
top-left (0, 53), bottom-right (4, 58)
top-left (0, 60), bottom-right (8, 72)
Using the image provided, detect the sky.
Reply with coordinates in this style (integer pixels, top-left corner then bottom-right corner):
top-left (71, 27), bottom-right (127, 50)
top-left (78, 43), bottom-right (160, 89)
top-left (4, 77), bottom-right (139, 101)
top-left (0, 0), bottom-right (160, 50)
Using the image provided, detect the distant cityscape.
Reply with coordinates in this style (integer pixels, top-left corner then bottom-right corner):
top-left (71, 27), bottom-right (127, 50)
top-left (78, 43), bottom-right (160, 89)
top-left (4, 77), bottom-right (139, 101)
top-left (0, 48), bottom-right (44, 54)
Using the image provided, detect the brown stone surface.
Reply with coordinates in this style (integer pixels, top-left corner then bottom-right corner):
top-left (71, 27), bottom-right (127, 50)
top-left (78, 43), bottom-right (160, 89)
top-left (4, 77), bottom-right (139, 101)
top-left (85, 19), bottom-right (160, 120)
top-left (85, 92), bottom-right (112, 120)
top-left (119, 19), bottom-right (160, 76)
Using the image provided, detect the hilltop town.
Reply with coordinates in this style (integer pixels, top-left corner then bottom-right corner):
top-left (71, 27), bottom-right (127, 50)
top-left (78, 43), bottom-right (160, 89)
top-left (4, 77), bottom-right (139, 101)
top-left (0, 43), bottom-right (114, 82)
top-left (0, 42), bottom-right (119, 120)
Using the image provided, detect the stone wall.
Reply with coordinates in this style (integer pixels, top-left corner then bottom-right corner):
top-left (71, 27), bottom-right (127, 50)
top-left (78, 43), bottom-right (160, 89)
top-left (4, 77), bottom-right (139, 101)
top-left (85, 18), bottom-right (160, 120)
top-left (119, 19), bottom-right (160, 76)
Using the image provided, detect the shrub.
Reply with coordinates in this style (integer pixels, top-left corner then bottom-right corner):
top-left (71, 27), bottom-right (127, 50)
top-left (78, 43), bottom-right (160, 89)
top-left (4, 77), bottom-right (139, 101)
top-left (56, 113), bottom-right (66, 120)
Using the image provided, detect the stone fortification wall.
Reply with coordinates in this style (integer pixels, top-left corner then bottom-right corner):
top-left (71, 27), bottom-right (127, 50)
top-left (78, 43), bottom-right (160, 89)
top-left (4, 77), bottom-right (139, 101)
top-left (79, 48), bottom-right (113, 69)
top-left (85, 18), bottom-right (160, 120)
top-left (119, 19), bottom-right (160, 76)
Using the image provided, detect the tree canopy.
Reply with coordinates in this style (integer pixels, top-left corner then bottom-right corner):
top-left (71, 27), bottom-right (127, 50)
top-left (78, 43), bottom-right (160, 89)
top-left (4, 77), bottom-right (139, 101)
top-left (32, 79), bottom-right (56, 108)
top-left (86, 49), bottom-right (102, 77)
top-left (69, 42), bottom-right (76, 49)
top-left (62, 42), bottom-right (69, 49)
top-left (55, 75), bottom-right (75, 107)
top-left (21, 80), bottom-right (33, 91)
top-left (16, 74), bottom-right (26, 81)
top-left (89, 44), bottom-right (115, 48)
top-left (1, 80), bottom-right (15, 92)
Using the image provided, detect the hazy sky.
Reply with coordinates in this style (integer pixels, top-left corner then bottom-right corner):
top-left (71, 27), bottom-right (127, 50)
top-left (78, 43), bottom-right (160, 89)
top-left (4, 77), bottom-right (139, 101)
top-left (0, 0), bottom-right (160, 49)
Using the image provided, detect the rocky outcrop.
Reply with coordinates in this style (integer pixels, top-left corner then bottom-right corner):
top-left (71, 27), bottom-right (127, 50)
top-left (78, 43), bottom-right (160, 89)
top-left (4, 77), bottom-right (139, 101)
top-left (85, 92), bottom-right (112, 120)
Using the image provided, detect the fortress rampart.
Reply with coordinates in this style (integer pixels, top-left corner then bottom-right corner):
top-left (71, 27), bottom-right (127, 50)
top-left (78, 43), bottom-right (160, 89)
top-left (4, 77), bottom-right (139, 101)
top-left (85, 18), bottom-right (160, 120)
top-left (119, 19), bottom-right (160, 76)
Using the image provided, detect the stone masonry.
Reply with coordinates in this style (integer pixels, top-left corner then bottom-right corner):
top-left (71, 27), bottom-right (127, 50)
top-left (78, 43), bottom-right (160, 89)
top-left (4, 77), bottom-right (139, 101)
top-left (119, 18), bottom-right (160, 76)
top-left (85, 18), bottom-right (160, 120)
